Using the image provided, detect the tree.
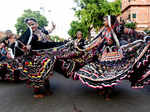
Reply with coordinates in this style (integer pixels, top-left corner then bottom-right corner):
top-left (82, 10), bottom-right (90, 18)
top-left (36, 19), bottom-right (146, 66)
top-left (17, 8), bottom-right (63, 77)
top-left (68, 21), bottom-right (89, 39)
top-left (15, 9), bottom-right (48, 35)
top-left (68, 0), bottom-right (121, 38)
top-left (125, 22), bottom-right (136, 29)
top-left (50, 35), bottom-right (64, 42)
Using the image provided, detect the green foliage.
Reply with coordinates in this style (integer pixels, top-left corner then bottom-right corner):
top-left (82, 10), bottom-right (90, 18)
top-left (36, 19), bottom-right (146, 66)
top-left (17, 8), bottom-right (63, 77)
top-left (144, 30), bottom-right (150, 35)
top-left (15, 9), bottom-right (48, 35)
top-left (144, 28), bottom-right (150, 34)
top-left (50, 35), bottom-right (64, 42)
top-left (109, 0), bottom-right (121, 15)
top-left (68, 21), bottom-right (89, 39)
top-left (125, 22), bottom-right (136, 29)
top-left (69, 0), bottom-right (121, 38)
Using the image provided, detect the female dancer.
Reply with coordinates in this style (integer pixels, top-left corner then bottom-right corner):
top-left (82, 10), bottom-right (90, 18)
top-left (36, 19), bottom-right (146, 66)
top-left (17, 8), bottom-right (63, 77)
top-left (8, 18), bottom-right (65, 98)
top-left (129, 36), bottom-right (150, 88)
top-left (54, 30), bottom-right (97, 79)
top-left (75, 15), bottom-right (145, 100)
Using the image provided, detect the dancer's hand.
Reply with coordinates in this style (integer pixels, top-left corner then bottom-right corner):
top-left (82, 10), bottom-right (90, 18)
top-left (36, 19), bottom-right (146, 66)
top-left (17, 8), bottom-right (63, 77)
top-left (51, 21), bottom-right (56, 29)
top-left (48, 22), bottom-right (56, 34)
top-left (23, 45), bottom-right (31, 51)
top-left (26, 45), bottom-right (31, 50)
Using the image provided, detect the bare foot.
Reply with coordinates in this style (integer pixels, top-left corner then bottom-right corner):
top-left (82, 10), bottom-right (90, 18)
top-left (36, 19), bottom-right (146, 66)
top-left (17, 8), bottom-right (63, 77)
top-left (105, 97), bottom-right (111, 101)
top-left (33, 94), bottom-right (45, 98)
top-left (98, 90), bottom-right (105, 96)
top-left (45, 90), bottom-right (53, 96)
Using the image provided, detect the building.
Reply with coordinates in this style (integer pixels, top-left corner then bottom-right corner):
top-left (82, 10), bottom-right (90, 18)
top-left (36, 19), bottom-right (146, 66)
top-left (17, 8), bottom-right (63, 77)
top-left (121, 0), bottom-right (150, 30)
top-left (0, 32), bottom-right (5, 39)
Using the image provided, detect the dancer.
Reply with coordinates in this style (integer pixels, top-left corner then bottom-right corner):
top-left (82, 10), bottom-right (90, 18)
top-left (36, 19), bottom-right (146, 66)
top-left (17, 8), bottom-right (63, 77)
top-left (0, 31), bottom-right (26, 82)
top-left (129, 36), bottom-right (150, 88)
top-left (54, 30), bottom-right (96, 79)
top-left (23, 18), bottom-right (64, 50)
top-left (75, 15), bottom-right (145, 100)
top-left (9, 18), bottom-right (66, 98)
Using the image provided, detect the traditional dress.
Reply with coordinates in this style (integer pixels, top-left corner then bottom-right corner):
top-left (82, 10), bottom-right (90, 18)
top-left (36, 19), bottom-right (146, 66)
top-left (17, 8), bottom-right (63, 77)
top-left (0, 48), bottom-right (26, 81)
top-left (12, 26), bottom-right (65, 89)
top-left (129, 36), bottom-right (150, 88)
top-left (54, 38), bottom-right (96, 79)
top-left (75, 25), bottom-right (145, 89)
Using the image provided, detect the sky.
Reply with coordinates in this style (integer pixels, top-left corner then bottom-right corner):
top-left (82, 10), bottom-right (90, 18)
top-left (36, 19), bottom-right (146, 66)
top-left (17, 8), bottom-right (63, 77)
top-left (108, 0), bottom-right (115, 2)
top-left (0, 0), bottom-right (114, 39)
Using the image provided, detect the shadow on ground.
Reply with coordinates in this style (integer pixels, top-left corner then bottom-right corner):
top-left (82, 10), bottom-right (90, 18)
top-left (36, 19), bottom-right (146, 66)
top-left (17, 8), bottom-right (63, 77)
top-left (0, 72), bottom-right (150, 112)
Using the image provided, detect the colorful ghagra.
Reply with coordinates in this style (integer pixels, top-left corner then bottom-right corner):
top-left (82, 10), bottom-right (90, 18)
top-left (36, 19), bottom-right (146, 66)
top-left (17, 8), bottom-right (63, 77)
top-left (21, 53), bottom-right (56, 88)
top-left (129, 40), bottom-right (150, 88)
top-left (53, 39), bottom-right (97, 79)
top-left (75, 27), bottom-right (145, 89)
top-left (0, 57), bottom-right (27, 81)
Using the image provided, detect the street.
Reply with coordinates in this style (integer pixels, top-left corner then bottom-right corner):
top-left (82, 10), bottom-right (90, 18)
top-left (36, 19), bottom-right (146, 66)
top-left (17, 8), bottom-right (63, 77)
top-left (0, 72), bottom-right (150, 112)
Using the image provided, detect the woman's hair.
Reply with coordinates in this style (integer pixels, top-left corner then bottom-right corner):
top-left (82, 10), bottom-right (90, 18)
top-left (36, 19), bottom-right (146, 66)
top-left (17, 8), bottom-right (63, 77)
top-left (104, 15), bottom-right (117, 26)
top-left (76, 31), bottom-right (83, 36)
top-left (24, 17), bottom-right (37, 23)
top-left (110, 15), bottom-right (117, 26)
top-left (5, 30), bottom-right (14, 37)
top-left (74, 31), bottom-right (83, 39)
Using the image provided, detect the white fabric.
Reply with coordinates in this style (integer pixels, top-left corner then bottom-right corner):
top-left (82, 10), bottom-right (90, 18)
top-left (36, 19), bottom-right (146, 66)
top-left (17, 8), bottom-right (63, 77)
top-left (8, 48), bottom-right (14, 59)
top-left (27, 25), bottom-right (33, 45)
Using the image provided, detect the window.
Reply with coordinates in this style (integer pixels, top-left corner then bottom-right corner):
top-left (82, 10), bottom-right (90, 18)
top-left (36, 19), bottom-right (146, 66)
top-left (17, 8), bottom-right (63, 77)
top-left (120, 17), bottom-right (122, 21)
top-left (132, 13), bottom-right (136, 18)
top-left (128, 14), bottom-right (131, 20)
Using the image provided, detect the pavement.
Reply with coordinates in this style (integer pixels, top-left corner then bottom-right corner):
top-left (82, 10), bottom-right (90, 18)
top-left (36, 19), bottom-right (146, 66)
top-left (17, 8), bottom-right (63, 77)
top-left (0, 72), bottom-right (150, 112)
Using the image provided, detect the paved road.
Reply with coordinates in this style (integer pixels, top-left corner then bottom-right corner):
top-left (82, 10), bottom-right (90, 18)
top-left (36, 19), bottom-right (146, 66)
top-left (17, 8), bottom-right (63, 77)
top-left (0, 72), bottom-right (150, 112)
